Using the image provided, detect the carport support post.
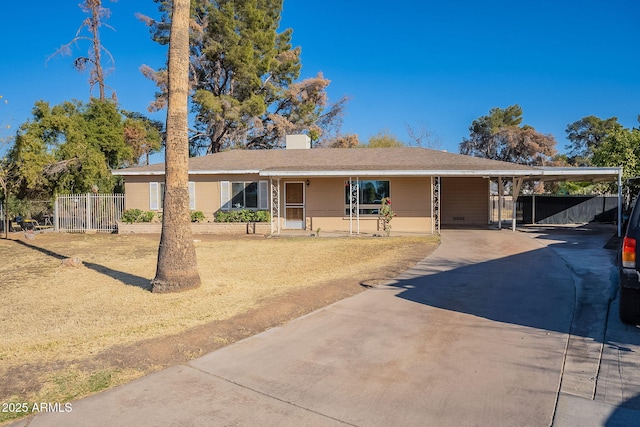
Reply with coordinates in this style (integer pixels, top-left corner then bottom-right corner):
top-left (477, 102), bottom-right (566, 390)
top-left (497, 178), bottom-right (504, 230)
top-left (618, 169), bottom-right (623, 237)
top-left (511, 177), bottom-right (524, 232)
top-left (532, 194), bottom-right (536, 225)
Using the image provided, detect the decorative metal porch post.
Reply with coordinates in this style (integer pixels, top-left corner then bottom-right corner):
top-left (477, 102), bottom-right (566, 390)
top-left (349, 177), bottom-right (359, 235)
top-left (270, 178), bottom-right (280, 235)
top-left (432, 176), bottom-right (440, 235)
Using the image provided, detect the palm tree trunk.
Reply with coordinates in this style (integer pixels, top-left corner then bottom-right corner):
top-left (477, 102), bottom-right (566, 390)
top-left (151, 0), bottom-right (201, 293)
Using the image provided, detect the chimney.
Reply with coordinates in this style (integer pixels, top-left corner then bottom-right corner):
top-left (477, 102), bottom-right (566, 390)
top-left (285, 134), bottom-right (311, 149)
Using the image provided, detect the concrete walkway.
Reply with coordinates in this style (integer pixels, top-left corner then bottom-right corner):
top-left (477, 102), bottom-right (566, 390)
top-left (11, 225), bottom-right (640, 426)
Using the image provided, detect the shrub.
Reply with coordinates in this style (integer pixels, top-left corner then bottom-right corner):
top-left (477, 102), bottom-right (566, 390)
top-left (379, 197), bottom-right (396, 237)
top-left (214, 210), bottom-right (270, 223)
top-left (142, 211), bottom-right (156, 222)
top-left (254, 210), bottom-right (271, 222)
top-left (214, 211), bottom-right (230, 223)
top-left (121, 209), bottom-right (156, 224)
top-left (190, 211), bottom-right (206, 222)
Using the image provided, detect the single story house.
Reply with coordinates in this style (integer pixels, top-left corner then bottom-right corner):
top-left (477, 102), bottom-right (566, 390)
top-left (113, 135), bottom-right (623, 235)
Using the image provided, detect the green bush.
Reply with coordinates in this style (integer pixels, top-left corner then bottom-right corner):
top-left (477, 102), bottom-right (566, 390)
top-left (190, 211), bottom-right (206, 222)
top-left (254, 210), bottom-right (270, 222)
top-left (214, 210), bottom-right (270, 223)
top-left (143, 212), bottom-right (156, 222)
top-left (213, 211), bottom-right (226, 222)
top-left (121, 209), bottom-right (156, 224)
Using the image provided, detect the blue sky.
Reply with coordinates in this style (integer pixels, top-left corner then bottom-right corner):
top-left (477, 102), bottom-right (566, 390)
top-left (1, 1), bottom-right (639, 161)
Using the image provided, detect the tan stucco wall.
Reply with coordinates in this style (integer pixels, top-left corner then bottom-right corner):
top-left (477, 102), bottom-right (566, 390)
top-left (124, 174), bottom-right (261, 222)
top-left (300, 177), bottom-right (432, 233)
top-left (124, 176), bottom-right (153, 212)
top-left (123, 175), bottom-right (435, 233)
top-left (440, 177), bottom-right (489, 226)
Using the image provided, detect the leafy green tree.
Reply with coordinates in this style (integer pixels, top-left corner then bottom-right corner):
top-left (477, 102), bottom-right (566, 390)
top-left (122, 112), bottom-right (163, 166)
top-left (462, 105), bottom-right (523, 158)
top-left (83, 99), bottom-right (131, 169)
top-left (565, 116), bottom-right (624, 166)
top-left (460, 105), bottom-right (557, 165)
top-left (366, 130), bottom-right (404, 148)
top-left (0, 143), bottom-right (13, 239)
top-left (10, 101), bottom-right (66, 198)
top-left (139, 0), bottom-right (347, 154)
top-left (592, 127), bottom-right (640, 180)
top-left (9, 99), bottom-right (147, 198)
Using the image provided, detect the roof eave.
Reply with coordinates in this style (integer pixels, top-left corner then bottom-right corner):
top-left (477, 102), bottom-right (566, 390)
top-left (112, 169), bottom-right (261, 176)
top-left (259, 169), bottom-right (538, 177)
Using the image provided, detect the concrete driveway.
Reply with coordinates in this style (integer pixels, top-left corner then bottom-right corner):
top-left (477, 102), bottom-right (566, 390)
top-left (12, 225), bottom-right (640, 426)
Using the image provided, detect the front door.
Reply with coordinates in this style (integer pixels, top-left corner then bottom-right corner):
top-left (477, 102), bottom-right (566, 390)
top-left (284, 182), bottom-right (305, 229)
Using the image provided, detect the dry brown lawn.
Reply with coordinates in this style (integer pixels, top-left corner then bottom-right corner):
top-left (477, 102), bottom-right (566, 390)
top-left (0, 231), bottom-right (438, 424)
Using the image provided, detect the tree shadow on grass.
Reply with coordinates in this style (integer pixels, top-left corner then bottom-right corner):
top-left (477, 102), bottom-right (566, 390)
top-left (12, 239), bottom-right (152, 291)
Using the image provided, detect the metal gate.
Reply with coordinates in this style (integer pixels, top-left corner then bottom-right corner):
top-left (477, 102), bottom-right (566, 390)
top-left (55, 193), bottom-right (124, 233)
top-left (490, 195), bottom-right (515, 223)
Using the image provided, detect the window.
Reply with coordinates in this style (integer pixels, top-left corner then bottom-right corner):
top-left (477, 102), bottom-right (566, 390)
top-left (344, 180), bottom-right (390, 215)
top-left (221, 180), bottom-right (268, 210)
top-left (150, 182), bottom-right (195, 210)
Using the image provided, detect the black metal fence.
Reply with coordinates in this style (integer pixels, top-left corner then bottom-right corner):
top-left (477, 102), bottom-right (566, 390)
top-left (516, 195), bottom-right (618, 224)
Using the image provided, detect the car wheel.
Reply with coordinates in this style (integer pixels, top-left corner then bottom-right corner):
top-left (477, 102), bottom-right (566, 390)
top-left (619, 286), bottom-right (640, 325)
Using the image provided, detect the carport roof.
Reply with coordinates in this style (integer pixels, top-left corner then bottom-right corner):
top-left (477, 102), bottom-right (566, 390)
top-left (113, 147), bottom-right (621, 182)
top-left (528, 166), bottom-right (621, 183)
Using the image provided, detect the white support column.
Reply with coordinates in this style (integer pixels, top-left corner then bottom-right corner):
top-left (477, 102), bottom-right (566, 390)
top-left (357, 178), bottom-right (360, 235)
top-left (487, 178), bottom-right (492, 225)
top-left (532, 194), bottom-right (536, 224)
top-left (498, 178), bottom-right (504, 230)
top-left (618, 169), bottom-right (623, 237)
top-left (511, 177), bottom-right (524, 232)
top-left (85, 193), bottom-right (92, 232)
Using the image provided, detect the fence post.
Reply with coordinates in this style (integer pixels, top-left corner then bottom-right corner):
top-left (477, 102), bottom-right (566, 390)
top-left (54, 196), bottom-right (59, 231)
top-left (85, 193), bottom-right (92, 232)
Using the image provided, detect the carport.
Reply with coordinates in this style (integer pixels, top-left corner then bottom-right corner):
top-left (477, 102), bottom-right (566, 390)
top-left (490, 166), bottom-right (623, 236)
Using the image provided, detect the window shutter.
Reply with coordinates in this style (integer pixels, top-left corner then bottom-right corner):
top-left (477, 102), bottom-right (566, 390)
top-left (220, 181), bottom-right (230, 210)
top-left (258, 180), bottom-right (268, 209)
top-left (188, 181), bottom-right (196, 210)
top-left (149, 182), bottom-right (159, 210)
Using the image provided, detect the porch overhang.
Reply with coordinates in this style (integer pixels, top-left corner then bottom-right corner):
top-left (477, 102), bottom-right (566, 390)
top-left (258, 166), bottom-right (622, 182)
